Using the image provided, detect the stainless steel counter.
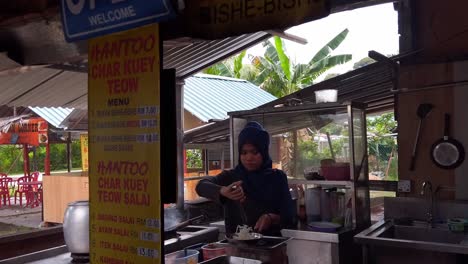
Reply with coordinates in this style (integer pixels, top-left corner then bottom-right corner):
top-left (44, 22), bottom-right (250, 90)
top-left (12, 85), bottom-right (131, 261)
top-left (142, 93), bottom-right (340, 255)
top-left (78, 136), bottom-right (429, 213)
top-left (281, 227), bottom-right (353, 244)
top-left (208, 220), bottom-right (357, 264)
top-left (2, 225), bottom-right (219, 264)
top-left (164, 225), bottom-right (219, 253)
top-left (281, 225), bottom-right (357, 264)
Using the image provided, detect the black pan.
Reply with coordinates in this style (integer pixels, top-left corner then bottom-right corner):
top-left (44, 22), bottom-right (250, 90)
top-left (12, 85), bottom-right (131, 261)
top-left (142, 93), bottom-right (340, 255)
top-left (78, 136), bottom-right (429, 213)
top-left (164, 215), bottom-right (204, 239)
top-left (430, 113), bottom-right (465, 169)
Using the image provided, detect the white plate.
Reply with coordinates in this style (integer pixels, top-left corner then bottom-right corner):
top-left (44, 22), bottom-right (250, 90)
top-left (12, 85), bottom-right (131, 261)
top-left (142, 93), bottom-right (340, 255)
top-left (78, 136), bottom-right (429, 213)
top-left (232, 232), bottom-right (263, 241)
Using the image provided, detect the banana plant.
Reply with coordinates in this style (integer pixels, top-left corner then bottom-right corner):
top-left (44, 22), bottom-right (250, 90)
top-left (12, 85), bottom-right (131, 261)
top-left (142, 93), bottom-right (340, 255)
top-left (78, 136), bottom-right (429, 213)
top-left (203, 50), bottom-right (258, 81)
top-left (251, 28), bottom-right (352, 98)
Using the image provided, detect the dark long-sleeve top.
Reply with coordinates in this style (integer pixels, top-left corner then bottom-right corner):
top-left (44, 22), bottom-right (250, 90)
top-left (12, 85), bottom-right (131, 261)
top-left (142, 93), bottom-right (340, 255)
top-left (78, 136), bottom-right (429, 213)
top-left (195, 169), bottom-right (294, 235)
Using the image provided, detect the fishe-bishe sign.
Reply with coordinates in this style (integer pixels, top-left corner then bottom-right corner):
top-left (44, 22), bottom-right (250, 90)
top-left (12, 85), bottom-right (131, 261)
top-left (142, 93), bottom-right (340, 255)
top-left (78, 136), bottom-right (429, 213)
top-left (60, 0), bottom-right (174, 42)
top-left (186, 0), bottom-right (330, 39)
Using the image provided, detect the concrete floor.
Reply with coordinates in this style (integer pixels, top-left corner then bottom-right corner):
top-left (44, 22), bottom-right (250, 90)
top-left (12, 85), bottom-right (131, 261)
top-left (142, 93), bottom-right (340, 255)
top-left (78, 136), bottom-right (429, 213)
top-left (0, 197), bottom-right (45, 236)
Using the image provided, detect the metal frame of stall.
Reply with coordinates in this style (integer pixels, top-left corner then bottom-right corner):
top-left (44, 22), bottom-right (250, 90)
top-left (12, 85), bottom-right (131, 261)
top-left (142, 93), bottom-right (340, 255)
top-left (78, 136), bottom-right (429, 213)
top-left (228, 101), bottom-right (371, 264)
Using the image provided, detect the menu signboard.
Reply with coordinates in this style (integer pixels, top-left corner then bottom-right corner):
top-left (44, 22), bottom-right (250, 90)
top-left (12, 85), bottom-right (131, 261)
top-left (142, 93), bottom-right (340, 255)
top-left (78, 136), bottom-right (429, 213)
top-left (88, 24), bottom-right (161, 264)
top-left (80, 134), bottom-right (89, 171)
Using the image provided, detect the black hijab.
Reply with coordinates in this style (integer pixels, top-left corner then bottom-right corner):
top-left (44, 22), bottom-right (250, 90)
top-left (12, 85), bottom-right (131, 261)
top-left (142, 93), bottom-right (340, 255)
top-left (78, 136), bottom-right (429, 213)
top-left (234, 121), bottom-right (274, 201)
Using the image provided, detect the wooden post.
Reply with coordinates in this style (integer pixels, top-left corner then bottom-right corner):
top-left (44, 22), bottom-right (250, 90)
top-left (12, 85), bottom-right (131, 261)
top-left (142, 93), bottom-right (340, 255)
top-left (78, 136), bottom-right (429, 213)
top-left (66, 133), bottom-right (71, 172)
top-left (45, 141), bottom-right (50, 175)
top-left (292, 130), bottom-right (298, 177)
top-left (23, 144), bottom-right (30, 176)
top-left (204, 149), bottom-right (209, 175)
top-left (183, 148), bottom-right (187, 173)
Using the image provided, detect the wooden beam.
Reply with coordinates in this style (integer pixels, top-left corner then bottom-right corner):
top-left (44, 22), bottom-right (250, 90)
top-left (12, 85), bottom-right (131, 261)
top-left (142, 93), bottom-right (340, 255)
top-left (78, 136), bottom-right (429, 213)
top-left (266, 30), bottom-right (308, 45)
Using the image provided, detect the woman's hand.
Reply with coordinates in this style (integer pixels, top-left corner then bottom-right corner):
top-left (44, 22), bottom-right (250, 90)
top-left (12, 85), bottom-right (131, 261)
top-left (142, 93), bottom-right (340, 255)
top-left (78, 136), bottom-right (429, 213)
top-left (220, 181), bottom-right (245, 202)
top-left (254, 213), bottom-right (280, 233)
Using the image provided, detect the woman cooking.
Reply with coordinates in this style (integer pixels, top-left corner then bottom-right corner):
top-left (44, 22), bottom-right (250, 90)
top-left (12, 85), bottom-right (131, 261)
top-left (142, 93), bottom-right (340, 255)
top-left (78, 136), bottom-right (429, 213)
top-left (196, 122), bottom-right (294, 236)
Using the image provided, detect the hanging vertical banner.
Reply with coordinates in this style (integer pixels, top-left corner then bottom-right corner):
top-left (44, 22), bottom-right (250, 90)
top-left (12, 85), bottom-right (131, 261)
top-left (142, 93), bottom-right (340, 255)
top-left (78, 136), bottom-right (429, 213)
top-left (88, 24), bottom-right (161, 264)
top-left (80, 134), bottom-right (89, 171)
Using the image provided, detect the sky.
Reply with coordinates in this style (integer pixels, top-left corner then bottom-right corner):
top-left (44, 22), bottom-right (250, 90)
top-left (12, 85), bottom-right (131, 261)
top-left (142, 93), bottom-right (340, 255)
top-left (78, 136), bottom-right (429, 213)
top-left (246, 3), bottom-right (399, 81)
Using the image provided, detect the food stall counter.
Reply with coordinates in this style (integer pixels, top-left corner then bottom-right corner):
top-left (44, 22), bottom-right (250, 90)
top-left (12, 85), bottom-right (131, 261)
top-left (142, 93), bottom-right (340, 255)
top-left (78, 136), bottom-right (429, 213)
top-left (43, 171), bottom-right (89, 224)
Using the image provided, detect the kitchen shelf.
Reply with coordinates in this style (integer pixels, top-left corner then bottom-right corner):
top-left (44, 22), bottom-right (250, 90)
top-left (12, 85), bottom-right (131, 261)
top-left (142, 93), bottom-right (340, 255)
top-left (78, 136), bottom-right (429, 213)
top-left (287, 179), bottom-right (353, 187)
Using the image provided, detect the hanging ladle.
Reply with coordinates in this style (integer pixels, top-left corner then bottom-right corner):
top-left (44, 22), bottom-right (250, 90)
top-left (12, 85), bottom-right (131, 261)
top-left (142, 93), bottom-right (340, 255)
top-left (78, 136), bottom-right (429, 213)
top-left (409, 103), bottom-right (434, 171)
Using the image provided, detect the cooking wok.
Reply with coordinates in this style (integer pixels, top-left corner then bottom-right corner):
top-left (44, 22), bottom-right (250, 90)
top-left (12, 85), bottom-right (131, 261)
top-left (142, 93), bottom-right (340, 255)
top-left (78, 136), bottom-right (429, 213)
top-left (164, 215), bottom-right (205, 240)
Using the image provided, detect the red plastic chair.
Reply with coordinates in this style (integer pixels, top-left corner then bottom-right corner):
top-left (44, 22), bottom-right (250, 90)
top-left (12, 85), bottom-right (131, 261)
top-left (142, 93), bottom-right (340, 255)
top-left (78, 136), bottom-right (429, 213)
top-left (0, 178), bottom-right (12, 206)
top-left (29, 172), bottom-right (40, 192)
top-left (14, 176), bottom-right (33, 206)
top-left (30, 172), bottom-right (39, 181)
top-left (0, 173), bottom-right (10, 195)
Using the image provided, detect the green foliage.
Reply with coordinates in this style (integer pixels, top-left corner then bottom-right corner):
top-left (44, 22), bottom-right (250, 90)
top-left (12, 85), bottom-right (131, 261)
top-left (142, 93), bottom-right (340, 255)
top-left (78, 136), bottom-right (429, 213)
top-left (0, 142), bottom-right (83, 174)
top-left (295, 123), bottom-right (349, 175)
top-left (251, 29), bottom-right (352, 98)
top-left (367, 113), bottom-right (397, 147)
top-left (367, 112), bottom-right (398, 180)
top-left (203, 29), bottom-right (351, 99)
top-left (0, 146), bottom-right (24, 173)
top-left (186, 149), bottom-right (203, 169)
top-left (203, 50), bottom-right (254, 81)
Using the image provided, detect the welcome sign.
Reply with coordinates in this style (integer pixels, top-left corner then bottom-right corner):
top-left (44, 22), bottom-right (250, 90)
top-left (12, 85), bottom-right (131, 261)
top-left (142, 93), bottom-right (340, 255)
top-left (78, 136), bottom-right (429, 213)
top-left (60, 0), bottom-right (174, 42)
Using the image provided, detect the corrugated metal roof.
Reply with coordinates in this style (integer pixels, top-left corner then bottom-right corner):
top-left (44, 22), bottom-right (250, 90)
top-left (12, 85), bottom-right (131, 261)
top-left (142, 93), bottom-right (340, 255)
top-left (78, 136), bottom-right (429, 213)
top-left (0, 32), bottom-right (269, 109)
top-left (259, 61), bottom-right (396, 112)
top-left (184, 61), bottom-right (397, 145)
top-left (29, 106), bottom-right (73, 128)
top-left (0, 66), bottom-right (87, 109)
top-left (0, 53), bottom-right (20, 71)
top-left (163, 32), bottom-right (270, 79)
top-left (59, 108), bottom-right (88, 131)
top-left (184, 74), bottom-right (276, 122)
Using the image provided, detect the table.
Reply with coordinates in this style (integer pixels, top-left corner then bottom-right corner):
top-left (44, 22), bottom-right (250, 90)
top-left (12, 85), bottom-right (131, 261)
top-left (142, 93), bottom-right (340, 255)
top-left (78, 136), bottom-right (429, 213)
top-left (17, 181), bottom-right (42, 207)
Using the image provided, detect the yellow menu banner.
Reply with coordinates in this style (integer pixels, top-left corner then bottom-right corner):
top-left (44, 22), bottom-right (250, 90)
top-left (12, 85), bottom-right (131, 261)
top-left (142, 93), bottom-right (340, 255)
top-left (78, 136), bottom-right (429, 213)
top-left (80, 134), bottom-right (89, 171)
top-left (88, 24), bottom-right (161, 264)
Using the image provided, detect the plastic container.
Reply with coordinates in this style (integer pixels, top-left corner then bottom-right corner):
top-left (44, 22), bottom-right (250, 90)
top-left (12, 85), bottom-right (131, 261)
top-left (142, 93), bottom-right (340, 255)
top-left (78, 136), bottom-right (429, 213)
top-left (320, 189), bottom-right (332, 222)
top-left (448, 218), bottom-right (468, 232)
top-left (184, 243), bottom-right (206, 262)
top-left (321, 163), bottom-right (350, 181)
top-left (165, 249), bottom-right (199, 264)
top-left (305, 187), bottom-right (321, 222)
top-left (201, 243), bottom-right (229, 261)
top-left (315, 89), bottom-right (338, 103)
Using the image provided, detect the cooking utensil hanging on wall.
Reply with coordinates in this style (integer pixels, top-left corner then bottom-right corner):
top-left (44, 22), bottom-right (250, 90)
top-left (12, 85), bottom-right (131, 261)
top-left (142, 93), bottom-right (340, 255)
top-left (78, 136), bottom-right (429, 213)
top-left (409, 103), bottom-right (434, 171)
top-left (430, 113), bottom-right (465, 169)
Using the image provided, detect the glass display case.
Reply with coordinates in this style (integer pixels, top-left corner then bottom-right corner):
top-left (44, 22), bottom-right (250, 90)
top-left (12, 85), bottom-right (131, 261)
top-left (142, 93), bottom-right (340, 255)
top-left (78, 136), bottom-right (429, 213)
top-left (228, 102), bottom-right (370, 230)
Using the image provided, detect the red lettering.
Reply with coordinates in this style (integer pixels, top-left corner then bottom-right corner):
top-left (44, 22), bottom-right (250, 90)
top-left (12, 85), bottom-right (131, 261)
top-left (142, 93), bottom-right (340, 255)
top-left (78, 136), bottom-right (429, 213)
top-left (90, 34), bottom-right (156, 62)
top-left (98, 190), bottom-right (121, 203)
top-left (97, 161), bottom-right (149, 176)
top-left (123, 179), bottom-right (148, 191)
top-left (98, 177), bottom-right (121, 189)
top-left (107, 77), bottom-right (138, 95)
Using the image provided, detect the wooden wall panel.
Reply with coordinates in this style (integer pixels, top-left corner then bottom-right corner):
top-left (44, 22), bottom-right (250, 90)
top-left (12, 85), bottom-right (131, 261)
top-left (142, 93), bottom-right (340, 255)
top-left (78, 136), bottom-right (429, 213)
top-left (411, 0), bottom-right (468, 61)
top-left (43, 174), bottom-right (89, 224)
top-left (398, 63), bottom-right (455, 199)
